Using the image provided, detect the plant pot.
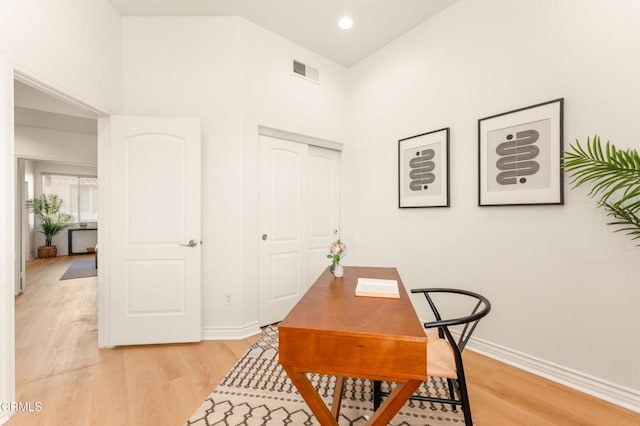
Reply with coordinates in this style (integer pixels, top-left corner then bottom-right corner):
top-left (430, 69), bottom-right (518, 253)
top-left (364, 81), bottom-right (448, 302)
top-left (37, 246), bottom-right (57, 258)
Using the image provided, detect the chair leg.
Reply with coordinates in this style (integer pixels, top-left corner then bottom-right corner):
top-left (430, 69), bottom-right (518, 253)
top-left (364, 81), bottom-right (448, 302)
top-left (456, 371), bottom-right (473, 426)
top-left (373, 380), bottom-right (382, 411)
top-left (446, 378), bottom-right (457, 412)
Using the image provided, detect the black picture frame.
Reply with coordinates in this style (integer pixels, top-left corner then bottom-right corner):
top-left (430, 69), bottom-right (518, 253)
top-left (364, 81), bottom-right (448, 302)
top-left (478, 98), bottom-right (564, 206)
top-left (398, 127), bottom-right (450, 208)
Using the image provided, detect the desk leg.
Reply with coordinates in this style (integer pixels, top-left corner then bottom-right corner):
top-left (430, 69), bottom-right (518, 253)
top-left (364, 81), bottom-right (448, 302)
top-left (282, 365), bottom-right (338, 426)
top-left (367, 379), bottom-right (422, 426)
top-left (331, 376), bottom-right (345, 420)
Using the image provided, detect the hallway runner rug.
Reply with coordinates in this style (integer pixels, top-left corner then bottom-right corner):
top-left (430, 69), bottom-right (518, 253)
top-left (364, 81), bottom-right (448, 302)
top-left (185, 326), bottom-right (464, 426)
top-left (60, 257), bottom-right (98, 280)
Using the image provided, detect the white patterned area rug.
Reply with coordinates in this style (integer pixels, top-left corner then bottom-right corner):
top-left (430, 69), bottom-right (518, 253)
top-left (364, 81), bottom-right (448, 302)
top-left (186, 326), bottom-right (464, 426)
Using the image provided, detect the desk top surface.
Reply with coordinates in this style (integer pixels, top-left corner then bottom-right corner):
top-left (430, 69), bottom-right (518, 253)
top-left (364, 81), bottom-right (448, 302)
top-left (279, 266), bottom-right (425, 341)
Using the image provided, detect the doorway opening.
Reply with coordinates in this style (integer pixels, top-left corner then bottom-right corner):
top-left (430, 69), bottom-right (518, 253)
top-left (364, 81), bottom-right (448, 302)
top-left (14, 79), bottom-right (99, 296)
top-left (13, 78), bottom-right (100, 414)
top-left (0, 64), bottom-right (108, 422)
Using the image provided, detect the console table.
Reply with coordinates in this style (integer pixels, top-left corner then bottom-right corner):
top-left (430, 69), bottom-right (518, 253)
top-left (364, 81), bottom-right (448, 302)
top-left (68, 228), bottom-right (98, 255)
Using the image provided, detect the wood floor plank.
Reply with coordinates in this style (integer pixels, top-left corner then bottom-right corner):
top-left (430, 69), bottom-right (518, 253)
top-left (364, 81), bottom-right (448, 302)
top-left (7, 256), bottom-right (640, 425)
top-left (464, 349), bottom-right (640, 425)
top-left (8, 256), bottom-right (257, 426)
top-left (89, 348), bottom-right (130, 426)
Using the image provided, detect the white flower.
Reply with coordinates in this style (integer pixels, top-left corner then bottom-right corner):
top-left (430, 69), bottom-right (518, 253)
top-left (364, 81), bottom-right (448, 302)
top-left (329, 239), bottom-right (345, 255)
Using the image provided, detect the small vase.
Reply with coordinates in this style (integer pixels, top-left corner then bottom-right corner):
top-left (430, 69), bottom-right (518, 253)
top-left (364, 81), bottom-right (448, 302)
top-left (333, 264), bottom-right (344, 278)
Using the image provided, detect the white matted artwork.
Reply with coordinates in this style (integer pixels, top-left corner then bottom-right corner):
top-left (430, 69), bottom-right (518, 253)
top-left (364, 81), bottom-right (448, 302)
top-left (398, 127), bottom-right (450, 208)
top-left (478, 98), bottom-right (564, 206)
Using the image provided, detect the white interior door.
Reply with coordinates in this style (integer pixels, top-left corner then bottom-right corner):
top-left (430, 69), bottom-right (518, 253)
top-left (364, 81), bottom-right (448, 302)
top-left (259, 135), bottom-right (308, 326)
top-left (258, 135), bottom-right (340, 326)
top-left (109, 116), bottom-right (201, 345)
top-left (308, 146), bottom-right (340, 282)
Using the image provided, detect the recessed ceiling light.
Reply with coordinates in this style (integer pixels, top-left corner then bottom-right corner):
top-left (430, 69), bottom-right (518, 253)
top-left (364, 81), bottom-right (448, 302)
top-left (338, 16), bottom-right (353, 30)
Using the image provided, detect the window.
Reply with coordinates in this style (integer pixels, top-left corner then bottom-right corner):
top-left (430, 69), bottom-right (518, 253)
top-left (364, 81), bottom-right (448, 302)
top-left (42, 174), bottom-right (98, 222)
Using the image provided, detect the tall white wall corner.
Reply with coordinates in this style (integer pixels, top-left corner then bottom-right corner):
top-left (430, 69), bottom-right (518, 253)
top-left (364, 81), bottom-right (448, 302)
top-left (0, 55), bottom-right (16, 422)
top-left (201, 322), bottom-right (261, 341)
top-left (466, 336), bottom-right (640, 413)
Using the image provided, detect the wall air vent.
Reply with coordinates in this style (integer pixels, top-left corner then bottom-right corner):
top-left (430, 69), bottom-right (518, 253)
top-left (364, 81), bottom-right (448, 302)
top-left (292, 59), bottom-right (319, 84)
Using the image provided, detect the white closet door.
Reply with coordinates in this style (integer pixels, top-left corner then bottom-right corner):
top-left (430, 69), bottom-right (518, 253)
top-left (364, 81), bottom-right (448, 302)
top-left (258, 135), bottom-right (340, 326)
top-left (307, 146), bottom-right (340, 283)
top-left (258, 135), bottom-right (309, 325)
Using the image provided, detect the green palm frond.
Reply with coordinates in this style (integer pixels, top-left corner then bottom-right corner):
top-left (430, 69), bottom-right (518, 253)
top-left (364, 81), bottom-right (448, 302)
top-left (604, 203), bottom-right (640, 241)
top-left (25, 194), bottom-right (74, 246)
top-left (563, 135), bottom-right (640, 244)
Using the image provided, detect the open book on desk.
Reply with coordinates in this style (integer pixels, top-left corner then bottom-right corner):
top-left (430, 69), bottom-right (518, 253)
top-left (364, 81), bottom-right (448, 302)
top-left (355, 277), bottom-right (400, 299)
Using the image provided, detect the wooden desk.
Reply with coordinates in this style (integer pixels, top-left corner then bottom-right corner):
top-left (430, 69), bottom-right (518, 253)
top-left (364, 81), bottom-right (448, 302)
top-left (279, 266), bottom-right (427, 425)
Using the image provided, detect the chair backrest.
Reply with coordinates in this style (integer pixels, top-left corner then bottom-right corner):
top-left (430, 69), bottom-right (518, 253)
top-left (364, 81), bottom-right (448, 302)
top-left (411, 288), bottom-right (491, 353)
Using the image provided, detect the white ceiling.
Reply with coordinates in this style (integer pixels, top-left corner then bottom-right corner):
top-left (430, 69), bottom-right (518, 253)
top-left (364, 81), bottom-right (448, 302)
top-left (108, 0), bottom-right (458, 67)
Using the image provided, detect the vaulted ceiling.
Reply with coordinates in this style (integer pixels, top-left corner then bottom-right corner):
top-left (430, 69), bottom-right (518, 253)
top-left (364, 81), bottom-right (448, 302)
top-left (15, 0), bottom-right (460, 129)
top-left (108, 0), bottom-right (458, 67)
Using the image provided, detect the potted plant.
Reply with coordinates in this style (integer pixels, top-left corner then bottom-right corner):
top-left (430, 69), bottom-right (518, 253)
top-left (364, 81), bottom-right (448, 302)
top-left (563, 135), bottom-right (640, 242)
top-left (26, 194), bottom-right (74, 258)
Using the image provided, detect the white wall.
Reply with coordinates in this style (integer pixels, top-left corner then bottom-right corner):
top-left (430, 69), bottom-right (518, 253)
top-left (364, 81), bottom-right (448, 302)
top-left (15, 125), bottom-right (97, 164)
top-left (14, 81), bottom-right (97, 119)
top-left (347, 0), bottom-right (640, 395)
top-left (1, 1), bottom-right (119, 413)
top-left (122, 16), bottom-right (348, 334)
top-left (23, 159), bottom-right (35, 260)
top-left (0, 56), bottom-right (15, 425)
top-left (14, 159), bottom-right (25, 295)
top-left (31, 161), bottom-right (97, 257)
top-left (15, 158), bottom-right (34, 297)
top-left (122, 16), bottom-right (246, 331)
top-left (0, 0), bottom-right (122, 113)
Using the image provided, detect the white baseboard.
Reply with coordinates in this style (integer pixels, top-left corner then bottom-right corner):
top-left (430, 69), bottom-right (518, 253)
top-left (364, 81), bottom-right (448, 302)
top-left (465, 335), bottom-right (640, 413)
top-left (201, 321), bottom-right (261, 340)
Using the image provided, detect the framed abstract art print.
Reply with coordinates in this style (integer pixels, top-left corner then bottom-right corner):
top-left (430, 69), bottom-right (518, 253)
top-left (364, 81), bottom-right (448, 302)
top-left (478, 98), bottom-right (564, 206)
top-left (398, 127), bottom-right (450, 208)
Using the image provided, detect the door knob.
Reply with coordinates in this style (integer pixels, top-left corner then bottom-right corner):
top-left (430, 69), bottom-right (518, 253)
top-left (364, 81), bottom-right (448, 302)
top-left (180, 239), bottom-right (198, 247)
top-left (261, 234), bottom-right (268, 241)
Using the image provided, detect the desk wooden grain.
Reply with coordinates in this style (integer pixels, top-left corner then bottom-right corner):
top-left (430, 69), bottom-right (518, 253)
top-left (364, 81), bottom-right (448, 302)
top-left (279, 266), bottom-right (427, 425)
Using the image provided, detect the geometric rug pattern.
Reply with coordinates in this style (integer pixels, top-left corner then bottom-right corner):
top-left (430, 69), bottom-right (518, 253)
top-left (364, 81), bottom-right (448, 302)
top-left (185, 326), bottom-right (464, 425)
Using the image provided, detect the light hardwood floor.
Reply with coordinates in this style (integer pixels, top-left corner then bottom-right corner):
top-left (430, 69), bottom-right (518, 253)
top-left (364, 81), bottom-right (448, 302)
top-left (10, 256), bottom-right (254, 426)
top-left (8, 256), bottom-right (640, 425)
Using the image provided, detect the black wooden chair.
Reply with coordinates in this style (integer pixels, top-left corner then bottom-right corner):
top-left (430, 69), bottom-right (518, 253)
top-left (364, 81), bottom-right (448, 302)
top-left (373, 288), bottom-right (491, 426)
